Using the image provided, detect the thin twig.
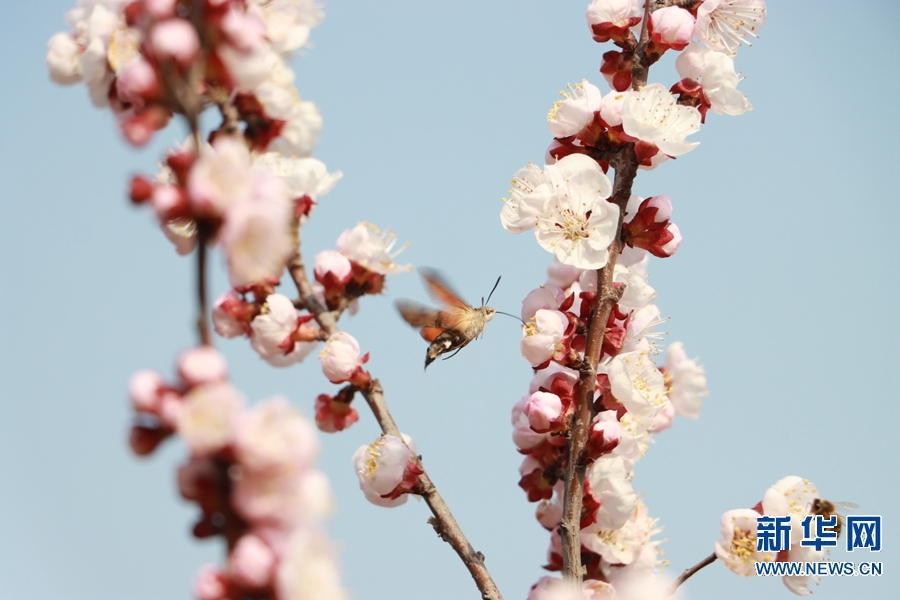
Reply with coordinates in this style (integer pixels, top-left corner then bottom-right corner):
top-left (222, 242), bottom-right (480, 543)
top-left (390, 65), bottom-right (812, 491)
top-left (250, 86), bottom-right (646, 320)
top-left (195, 221), bottom-right (211, 346)
top-left (286, 231), bottom-right (503, 600)
top-left (670, 552), bottom-right (717, 594)
top-left (359, 382), bottom-right (503, 600)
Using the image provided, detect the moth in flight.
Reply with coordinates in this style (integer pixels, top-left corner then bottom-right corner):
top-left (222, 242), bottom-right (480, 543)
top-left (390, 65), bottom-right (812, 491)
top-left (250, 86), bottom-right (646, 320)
top-left (395, 268), bottom-right (502, 369)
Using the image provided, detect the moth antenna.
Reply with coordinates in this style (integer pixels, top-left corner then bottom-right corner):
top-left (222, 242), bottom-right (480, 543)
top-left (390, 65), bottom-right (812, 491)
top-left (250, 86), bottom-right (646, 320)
top-left (495, 310), bottom-right (525, 324)
top-left (484, 276), bottom-right (502, 306)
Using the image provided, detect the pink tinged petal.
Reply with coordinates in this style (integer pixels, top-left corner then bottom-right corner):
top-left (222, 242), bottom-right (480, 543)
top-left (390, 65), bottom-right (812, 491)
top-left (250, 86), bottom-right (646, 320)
top-left (274, 530), bottom-right (349, 600)
top-left (715, 508), bottom-right (776, 576)
top-left (178, 346), bottom-right (228, 387)
top-left (47, 33), bottom-right (82, 85)
top-left (150, 19), bottom-right (200, 67)
top-left (233, 396), bottom-right (319, 473)
top-left (512, 400), bottom-right (548, 450)
top-left (129, 369), bottom-right (164, 414)
top-left (521, 286), bottom-right (562, 321)
top-left (229, 534), bottom-right (276, 590)
top-left (546, 259), bottom-right (583, 289)
top-left (193, 564), bottom-right (229, 600)
top-left (177, 382), bottom-right (245, 456)
top-left (116, 56), bottom-right (159, 105)
top-left (221, 6), bottom-right (267, 50)
top-left (586, 456), bottom-right (638, 530)
top-left (212, 291), bottom-right (248, 338)
top-left (353, 434), bottom-right (410, 498)
top-left (314, 249), bottom-right (352, 284)
top-left (145, 0), bottom-right (178, 19)
top-left (547, 80), bottom-right (603, 138)
top-left (524, 391), bottom-right (563, 433)
top-left (319, 332), bottom-right (363, 384)
top-left (649, 6), bottom-right (695, 50)
top-left (521, 309), bottom-right (568, 366)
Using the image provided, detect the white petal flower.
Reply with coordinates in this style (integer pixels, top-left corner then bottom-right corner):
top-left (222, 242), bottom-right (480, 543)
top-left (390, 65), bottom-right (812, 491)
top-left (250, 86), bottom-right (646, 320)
top-left (248, 0), bottom-right (324, 55)
top-left (695, 0), bottom-right (767, 56)
top-left (47, 33), bottom-right (82, 84)
top-left (622, 84), bottom-right (701, 157)
top-left (586, 456), bottom-right (638, 530)
top-left (547, 80), bottom-right (603, 138)
top-left (501, 163), bottom-right (551, 234)
top-left (352, 434), bottom-right (411, 507)
top-left (534, 167), bottom-right (618, 269)
top-left (178, 382), bottom-right (245, 456)
top-left (663, 342), bottom-right (708, 418)
top-left (232, 396), bottom-right (319, 473)
top-left (521, 309), bottom-right (569, 366)
top-left (336, 223), bottom-right (411, 274)
top-left (581, 500), bottom-right (661, 565)
top-left (607, 350), bottom-right (667, 417)
top-left (715, 508), bottom-right (776, 576)
top-left (676, 42), bottom-right (752, 115)
top-left (218, 174), bottom-right (294, 287)
top-left (275, 530), bottom-right (349, 600)
top-left (253, 153), bottom-right (341, 201)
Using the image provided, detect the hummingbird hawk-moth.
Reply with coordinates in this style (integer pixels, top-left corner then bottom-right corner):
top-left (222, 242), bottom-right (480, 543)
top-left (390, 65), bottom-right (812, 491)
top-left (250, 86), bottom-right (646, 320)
top-left (395, 268), bottom-right (500, 369)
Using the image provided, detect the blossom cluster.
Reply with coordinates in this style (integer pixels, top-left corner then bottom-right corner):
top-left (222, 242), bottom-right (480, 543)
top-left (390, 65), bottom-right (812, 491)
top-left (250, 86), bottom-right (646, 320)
top-left (47, 0), bottom-right (324, 150)
top-left (127, 347), bottom-right (348, 600)
top-left (501, 1), bottom-right (773, 596)
top-left (716, 476), bottom-right (833, 596)
top-left (513, 257), bottom-right (708, 597)
top-left (503, 0), bottom-right (766, 271)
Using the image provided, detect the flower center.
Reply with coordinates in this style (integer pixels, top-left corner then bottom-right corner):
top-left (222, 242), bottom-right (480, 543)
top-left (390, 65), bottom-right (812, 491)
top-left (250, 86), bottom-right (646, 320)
top-left (556, 209), bottom-right (589, 242)
top-left (731, 528), bottom-right (756, 563)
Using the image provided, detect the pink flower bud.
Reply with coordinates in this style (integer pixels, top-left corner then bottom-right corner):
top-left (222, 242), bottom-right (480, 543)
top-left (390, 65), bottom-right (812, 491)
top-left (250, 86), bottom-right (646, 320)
top-left (193, 564), bottom-right (229, 600)
top-left (313, 249), bottom-right (352, 289)
top-left (178, 346), bottom-right (229, 387)
top-left (524, 391), bottom-right (564, 434)
top-left (649, 6), bottom-right (694, 50)
top-left (232, 396), bottom-right (319, 473)
top-left (145, 0), bottom-right (177, 19)
top-left (212, 291), bottom-right (253, 338)
top-left (150, 19), bottom-right (200, 67)
top-left (116, 56), bottom-right (159, 105)
top-left (319, 332), bottom-right (370, 386)
top-left (229, 534), bottom-right (276, 589)
top-left (129, 369), bottom-right (164, 414)
top-left (521, 309), bottom-right (569, 367)
top-left (586, 0), bottom-right (643, 44)
top-left (150, 183), bottom-right (189, 220)
top-left (315, 394), bottom-right (360, 433)
top-left (586, 411), bottom-right (621, 456)
top-left (178, 382), bottom-right (244, 456)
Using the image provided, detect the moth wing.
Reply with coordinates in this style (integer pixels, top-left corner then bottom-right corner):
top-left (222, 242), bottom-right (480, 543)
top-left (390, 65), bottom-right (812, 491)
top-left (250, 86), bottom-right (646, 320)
top-left (420, 327), bottom-right (444, 342)
top-left (419, 268), bottom-right (471, 310)
top-left (395, 300), bottom-right (443, 328)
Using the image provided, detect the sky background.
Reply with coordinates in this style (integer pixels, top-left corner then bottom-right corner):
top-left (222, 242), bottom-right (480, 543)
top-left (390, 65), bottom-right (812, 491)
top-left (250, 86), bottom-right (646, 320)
top-left (1, 1), bottom-right (897, 599)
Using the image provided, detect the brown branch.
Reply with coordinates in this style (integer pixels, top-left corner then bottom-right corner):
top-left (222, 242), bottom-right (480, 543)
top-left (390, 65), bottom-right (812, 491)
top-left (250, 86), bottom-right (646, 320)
top-left (359, 381), bottom-right (503, 600)
top-left (285, 229), bottom-right (503, 599)
top-left (560, 147), bottom-right (639, 586)
top-left (195, 221), bottom-right (211, 346)
top-left (631, 0), bottom-right (654, 90)
top-left (670, 552), bottom-right (717, 594)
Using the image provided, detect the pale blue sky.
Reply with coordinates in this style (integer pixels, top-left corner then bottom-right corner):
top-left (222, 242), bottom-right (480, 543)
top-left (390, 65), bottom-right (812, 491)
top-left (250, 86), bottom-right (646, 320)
top-left (1, 2), bottom-right (897, 599)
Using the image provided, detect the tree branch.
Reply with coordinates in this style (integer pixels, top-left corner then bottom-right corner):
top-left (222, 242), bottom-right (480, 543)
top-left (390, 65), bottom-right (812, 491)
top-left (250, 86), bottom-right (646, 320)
top-left (286, 230), bottom-right (503, 600)
top-left (670, 552), bottom-right (717, 594)
top-left (560, 148), bottom-right (639, 586)
top-left (359, 382), bottom-right (504, 600)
